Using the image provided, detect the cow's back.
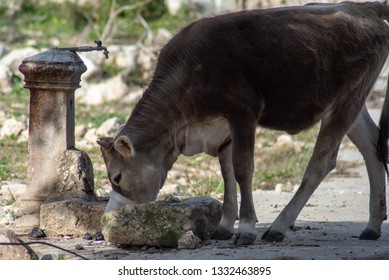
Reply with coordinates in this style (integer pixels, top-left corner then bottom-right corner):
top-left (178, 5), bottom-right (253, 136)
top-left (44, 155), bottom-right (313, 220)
top-left (136, 2), bottom-right (389, 137)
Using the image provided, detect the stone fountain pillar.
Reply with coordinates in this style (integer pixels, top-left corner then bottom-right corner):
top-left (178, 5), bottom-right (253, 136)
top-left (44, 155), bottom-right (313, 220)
top-left (15, 49), bottom-right (98, 234)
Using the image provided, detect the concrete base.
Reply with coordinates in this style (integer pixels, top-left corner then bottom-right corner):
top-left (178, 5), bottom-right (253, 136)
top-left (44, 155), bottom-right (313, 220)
top-left (40, 198), bottom-right (106, 237)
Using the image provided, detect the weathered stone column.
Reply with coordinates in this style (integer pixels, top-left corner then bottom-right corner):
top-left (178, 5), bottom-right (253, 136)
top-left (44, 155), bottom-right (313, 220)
top-left (15, 49), bottom-right (92, 232)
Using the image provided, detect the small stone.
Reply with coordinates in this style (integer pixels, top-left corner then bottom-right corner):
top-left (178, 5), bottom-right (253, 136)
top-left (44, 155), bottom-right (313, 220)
top-left (83, 233), bottom-right (93, 240)
top-left (178, 231), bottom-right (202, 249)
top-left (75, 244), bottom-right (84, 250)
top-left (78, 75), bottom-right (130, 105)
top-left (30, 227), bottom-right (46, 238)
top-left (275, 183), bottom-right (296, 193)
top-left (94, 232), bottom-right (104, 241)
top-left (96, 117), bottom-right (123, 137)
top-left (274, 134), bottom-right (294, 149)
top-left (158, 184), bottom-right (181, 199)
top-left (75, 125), bottom-right (87, 139)
top-left (0, 182), bottom-right (27, 201)
top-left (0, 64), bottom-right (12, 93)
top-left (0, 118), bottom-right (26, 139)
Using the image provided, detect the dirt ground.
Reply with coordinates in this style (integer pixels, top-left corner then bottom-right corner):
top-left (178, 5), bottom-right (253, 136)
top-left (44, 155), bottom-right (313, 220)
top-left (16, 145), bottom-right (389, 260)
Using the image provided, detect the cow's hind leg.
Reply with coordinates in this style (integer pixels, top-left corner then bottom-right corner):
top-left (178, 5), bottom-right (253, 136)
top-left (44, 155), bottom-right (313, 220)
top-left (262, 108), bottom-right (357, 242)
top-left (212, 142), bottom-right (238, 240)
top-left (347, 106), bottom-right (387, 240)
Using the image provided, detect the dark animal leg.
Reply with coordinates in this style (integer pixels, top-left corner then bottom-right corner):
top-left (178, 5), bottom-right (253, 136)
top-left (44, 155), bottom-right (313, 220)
top-left (229, 118), bottom-right (258, 245)
top-left (212, 142), bottom-right (238, 240)
top-left (347, 106), bottom-right (387, 240)
top-left (262, 108), bottom-right (358, 242)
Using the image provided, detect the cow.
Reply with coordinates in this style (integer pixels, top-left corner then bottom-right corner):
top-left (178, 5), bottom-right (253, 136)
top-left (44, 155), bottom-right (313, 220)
top-left (98, 1), bottom-right (389, 245)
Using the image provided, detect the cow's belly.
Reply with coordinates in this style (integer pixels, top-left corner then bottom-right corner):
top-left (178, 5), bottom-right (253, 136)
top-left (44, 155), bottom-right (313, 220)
top-left (178, 117), bottom-right (230, 157)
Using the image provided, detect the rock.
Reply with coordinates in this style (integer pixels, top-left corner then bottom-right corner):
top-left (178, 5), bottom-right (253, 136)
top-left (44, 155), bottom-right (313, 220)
top-left (158, 184), bottom-right (181, 199)
top-left (78, 74), bottom-right (130, 105)
top-left (0, 64), bottom-right (13, 93)
top-left (0, 182), bottom-right (27, 201)
top-left (83, 232), bottom-right (93, 240)
top-left (165, 0), bottom-right (187, 16)
top-left (40, 198), bottom-right (106, 236)
top-left (12, 213), bottom-right (40, 235)
top-left (122, 86), bottom-right (143, 104)
top-left (78, 53), bottom-right (102, 80)
top-left (83, 128), bottom-right (98, 144)
top-left (17, 129), bottom-right (28, 143)
top-left (275, 183), bottom-right (298, 193)
top-left (165, 0), bottom-right (215, 16)
top-left (237, 0), bottom-right (262, 10)
top-left (0, 207), bottom-right (5, 218)
top-left (0, 111), bottom-right (7, 125)
top-left (30, 227), bottom-right (46, 238)
top-left (1, 205), bottom-right (17, 226)
top-left (154, 29), bottom-right (172, 48)
top-left (96, 117), bottom-right (123, 137)
top-left (1, 47), bottom-right (38, 74)
top-left (53, 149), bottom-right (95, 201)
top-left (0, 228), bottom-right (37, 260)
top-left (40, 253), bottom-right (62, 260)
top-left (178, 230), bottom-right (202, 249)
top-left (75, 124), bottom-right (87, 139)
top-left (108, 45), bottom-right (138, 69)
top-left (0, 44), bottom-right (10, 58)
top-left (136, 50), bottom-right (155, 80)
top-left (0, 118), bottom-right (26, 139)
top-left (101, 196), bottom-right (222, 248)
top-left (274, 134), bottom-right (294, 149)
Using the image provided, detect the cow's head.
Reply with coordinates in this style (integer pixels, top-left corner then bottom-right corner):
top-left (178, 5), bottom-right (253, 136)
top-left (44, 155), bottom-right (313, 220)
top-left (97, 135), bottom-right (168, 212)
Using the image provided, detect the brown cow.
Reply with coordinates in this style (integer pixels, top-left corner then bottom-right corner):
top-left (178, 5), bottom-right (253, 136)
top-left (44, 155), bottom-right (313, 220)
top-left (98, 1), bottom-right (389, 245)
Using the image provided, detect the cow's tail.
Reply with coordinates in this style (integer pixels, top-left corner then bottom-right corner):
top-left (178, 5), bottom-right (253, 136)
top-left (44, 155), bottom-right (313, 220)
top-left (377, 72), bottom-right (389, 175)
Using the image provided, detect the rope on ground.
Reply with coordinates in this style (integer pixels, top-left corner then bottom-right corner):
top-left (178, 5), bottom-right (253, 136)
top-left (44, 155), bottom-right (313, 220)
top-left (0, 241), bottom-right (89, 260)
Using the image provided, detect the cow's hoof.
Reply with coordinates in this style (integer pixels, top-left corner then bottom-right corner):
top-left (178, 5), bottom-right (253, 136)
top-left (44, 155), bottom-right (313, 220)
top-left (261, 228), bottom-right (285, 242)
top-left (211, 226), bottom-right (234, 240)
top-left (233, 232), bottom-right (257, 245)
top-left (359, 229), bottom-right (381, 240)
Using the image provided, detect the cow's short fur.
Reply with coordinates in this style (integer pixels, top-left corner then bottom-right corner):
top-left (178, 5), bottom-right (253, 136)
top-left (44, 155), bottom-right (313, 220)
top-left (98, 1), bottom-right (389, 245)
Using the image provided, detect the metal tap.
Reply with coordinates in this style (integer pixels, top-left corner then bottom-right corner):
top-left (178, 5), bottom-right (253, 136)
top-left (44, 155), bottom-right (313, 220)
top-left (54, 40), bottom-right (109, 59)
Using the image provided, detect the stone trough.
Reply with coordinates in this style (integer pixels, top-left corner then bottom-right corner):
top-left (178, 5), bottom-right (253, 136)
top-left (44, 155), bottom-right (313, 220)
top-left (101, 196), bottom-right (222, 248)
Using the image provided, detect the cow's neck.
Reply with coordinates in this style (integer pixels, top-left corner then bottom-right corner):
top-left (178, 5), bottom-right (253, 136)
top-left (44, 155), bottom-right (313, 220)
top-left (119, 83), bottom-right (190, 170)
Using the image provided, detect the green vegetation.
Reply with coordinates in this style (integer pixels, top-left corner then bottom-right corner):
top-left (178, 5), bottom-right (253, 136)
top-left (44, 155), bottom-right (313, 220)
top-left (0, 137), bottom-right (27, 182)
top-left (0, 0), bottom-right (195, 47)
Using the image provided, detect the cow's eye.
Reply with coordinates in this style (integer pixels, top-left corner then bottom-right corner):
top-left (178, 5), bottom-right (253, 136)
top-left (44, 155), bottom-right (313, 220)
top-left (113, 173), bottom-right (122, 185)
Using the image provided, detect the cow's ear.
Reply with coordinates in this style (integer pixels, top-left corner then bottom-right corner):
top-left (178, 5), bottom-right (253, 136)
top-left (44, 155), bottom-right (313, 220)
top-left (97, 137), bottom-right (114, 153)
top-left (114, 135), bottom-right (135, 158)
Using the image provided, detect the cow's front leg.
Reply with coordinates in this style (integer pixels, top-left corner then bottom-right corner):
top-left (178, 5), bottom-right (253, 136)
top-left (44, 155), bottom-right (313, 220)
top-left (229, 119), bottom-right (258, 245)
top-left (212, 142), bottom-right (238, 240)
